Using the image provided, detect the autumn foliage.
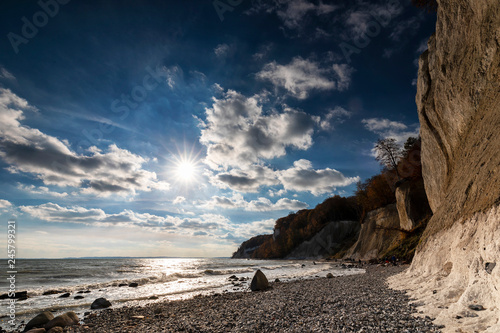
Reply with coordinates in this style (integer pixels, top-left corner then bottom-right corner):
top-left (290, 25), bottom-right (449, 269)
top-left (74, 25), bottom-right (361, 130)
top-left (233, 138), bottom-right (424, 259)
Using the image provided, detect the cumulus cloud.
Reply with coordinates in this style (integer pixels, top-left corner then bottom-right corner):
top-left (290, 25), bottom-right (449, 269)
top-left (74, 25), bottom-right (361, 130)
top-left (0, 199), bottom-right (12, 209)
top-left (201, 193), bottom-right (308, 212)
top-left (17, 183), bottom-right (69, 198)
top-left (200, 89), bottom-right (316, 169)
top-left (257, 57), bottom-right (353, 99)
top-left (207, 165), bottom-right (279, 192)
top-left (19, 203), bottom-right (234, 233)
top-left (0, 89), bottom-right (170, 196)
top-left (277, 159), bottom-right (360, 195)
top-left (362, 118), bottom-right (419, 143)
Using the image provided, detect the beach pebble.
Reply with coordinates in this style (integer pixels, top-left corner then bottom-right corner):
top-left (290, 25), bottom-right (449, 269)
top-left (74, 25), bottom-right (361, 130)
top-left (468, 304), bottom-right (485, 311)
top-left (58, 293), bottom-right (70, 298)
top-left (326, 273), bottom-right (334, 278)
top-left (128, 283), bottom-right (139, 288)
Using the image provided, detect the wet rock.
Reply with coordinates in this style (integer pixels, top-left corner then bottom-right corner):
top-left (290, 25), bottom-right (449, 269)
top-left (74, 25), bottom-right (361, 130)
top-left (0, 291), bottom-right (28, 299)
top-left (90, 297), bottom-right (112, 309)
top-left (250, 269), bottom-right (269, 291)
top-left (42, 290), bottom-right (62, 296)
top-left (44, 312), bottom-right (78, 331)
top-left (128, 283), bottom-right (139, 288)
top-left (149, 295), bottom-right (159, 300)
top-left (274, 278), bottom-right (280, 282)
top-left (24, 311), bottom-right (54, 331)
top-left (58, 293), bottom-right (70, 298)
top-left (326, 273), bottom-right (334, 279)
top-left (74, 296), bottom-right (84, 300)
top-left (118, 283), bottom-right (127, 287)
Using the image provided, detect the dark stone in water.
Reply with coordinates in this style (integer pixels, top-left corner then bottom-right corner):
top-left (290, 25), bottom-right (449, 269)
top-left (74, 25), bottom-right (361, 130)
top-left (118, 283), bottom-right (127, 287)
top-left (59, 293), bottom-right (71, 298)
top-left (149, 295), bottom-right (159, 300)
top-left (91, 297), bottom-right (112, 310)
top-left (42, 290), bottom-right (62, 296)
top-left (0, 291), bottom-right (27, 299)
top-left (128, 283), bottom-right (139, 288)
top-left (74, 296), bottom-right (85, 299)
top-left (326, 273), bottom-right (334, 279)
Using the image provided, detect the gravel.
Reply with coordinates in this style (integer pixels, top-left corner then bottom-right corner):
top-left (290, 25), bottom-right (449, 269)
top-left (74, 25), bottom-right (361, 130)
top-left (17, 265), bottom-right (443, 332)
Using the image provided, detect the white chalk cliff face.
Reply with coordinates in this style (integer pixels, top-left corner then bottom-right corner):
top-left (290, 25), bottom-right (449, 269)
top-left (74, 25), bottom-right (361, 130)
top-left (389, 0), bottom-right (500, 332)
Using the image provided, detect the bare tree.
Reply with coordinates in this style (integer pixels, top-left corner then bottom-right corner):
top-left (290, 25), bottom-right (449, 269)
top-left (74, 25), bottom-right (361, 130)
top-left (374, 138), bottom-right (403, 180)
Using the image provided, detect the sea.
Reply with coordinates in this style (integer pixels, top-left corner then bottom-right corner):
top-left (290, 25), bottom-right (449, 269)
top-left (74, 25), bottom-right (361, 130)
top-left (0, 258), bottom-right (364, 330)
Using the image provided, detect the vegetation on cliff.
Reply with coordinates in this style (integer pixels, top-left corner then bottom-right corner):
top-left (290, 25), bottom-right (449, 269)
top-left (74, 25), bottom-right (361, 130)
top-left (233, 137), bottom-right (426, 259)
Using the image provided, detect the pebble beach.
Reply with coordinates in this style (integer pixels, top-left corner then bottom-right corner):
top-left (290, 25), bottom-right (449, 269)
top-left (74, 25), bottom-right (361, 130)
top-left (15, 265), bottom-right (443, 332)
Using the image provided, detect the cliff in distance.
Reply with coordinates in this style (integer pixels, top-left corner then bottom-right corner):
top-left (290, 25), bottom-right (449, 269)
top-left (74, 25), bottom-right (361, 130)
top-left (389, 1), bottom-right (500, 332)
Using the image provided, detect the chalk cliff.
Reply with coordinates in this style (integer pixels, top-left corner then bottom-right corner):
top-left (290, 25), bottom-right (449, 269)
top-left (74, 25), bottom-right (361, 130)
top-left (344, 204), bottom-right (402, 260)
top-left (285, 220), bottom-right (360, 259)
top-left (389, 1), bottom-right (500, 332)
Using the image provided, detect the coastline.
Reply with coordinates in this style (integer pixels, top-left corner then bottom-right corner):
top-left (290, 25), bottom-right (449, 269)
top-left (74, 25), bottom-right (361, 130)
top-left (14, 265), bottom-right (442, 332)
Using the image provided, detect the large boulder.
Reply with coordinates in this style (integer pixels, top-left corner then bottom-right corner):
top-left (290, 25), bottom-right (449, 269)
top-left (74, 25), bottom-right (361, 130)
top-left (90, 297), bottom-right (112, 309)
top-left (44, 312), bottom-right (78, 331)
top-left (250, 269), bottom-right (269, 291)
top-left (395, 178), bottom-right (432, 231)
top-left (24, 312), bottom-right (54, 331)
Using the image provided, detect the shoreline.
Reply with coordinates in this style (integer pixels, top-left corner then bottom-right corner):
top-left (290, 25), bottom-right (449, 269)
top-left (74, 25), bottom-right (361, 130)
top-left (13, 265), bottom-right (443, 332)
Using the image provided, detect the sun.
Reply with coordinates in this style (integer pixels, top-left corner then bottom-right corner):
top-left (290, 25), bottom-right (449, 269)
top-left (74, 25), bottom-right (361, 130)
top-left (176, 160), bottom-right (196, 182)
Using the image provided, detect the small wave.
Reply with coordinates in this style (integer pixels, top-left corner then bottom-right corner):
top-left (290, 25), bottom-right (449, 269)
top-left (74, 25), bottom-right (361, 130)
top-left (203, 268), bottom-right (254, 275)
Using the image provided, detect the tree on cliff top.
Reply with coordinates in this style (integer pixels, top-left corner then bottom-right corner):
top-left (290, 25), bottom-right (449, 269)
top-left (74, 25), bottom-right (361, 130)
top-left (374, 138), bottom-right (403, 180)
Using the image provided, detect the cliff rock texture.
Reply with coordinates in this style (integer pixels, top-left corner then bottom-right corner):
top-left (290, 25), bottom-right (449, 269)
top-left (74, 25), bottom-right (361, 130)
top-left (344, 204), bottom-right (402, 260)
top-left (389, 0), bottom-right (500, 332)
top-left (285, 220), bottom-right (360, 259)
top-left (395, 178), bottom-right (432, 231)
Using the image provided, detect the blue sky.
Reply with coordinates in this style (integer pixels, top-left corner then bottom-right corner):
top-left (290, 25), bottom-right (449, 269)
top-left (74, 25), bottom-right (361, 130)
top-left (0, 0), bottom-right (435, 258)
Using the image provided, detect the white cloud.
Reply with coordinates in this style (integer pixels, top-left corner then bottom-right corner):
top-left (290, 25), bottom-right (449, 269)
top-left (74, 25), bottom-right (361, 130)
top-left (0, 199), bottom-right (12, 209)
top-left (200, 89), bottom-right (316, 169)
top-left (214, 43), bottom-right (231, 58)
top-left (320, 106), bottom-right (352, 130)
top-left (0, 67), bottom-right (15, 80)
top-left (17, 183), bottom-right (69, 198)
top-left (201, 193), bottom-right (308, 212)
top-left (0, 89), bottom-right (170, 197)
top-left (257, 57), bottom-right (352, 99)
top-left (362, 118), bottom-right (419, 143)
top-left (248, 0), bottom-right (337, 31)
top-left (344, 2), bottom-right (403, 39)
top-left (277, 159), bottom-right (360, 196)
top-left (207, 165), bottom-right (279, 192)
top-left (173, 196), bottom-right (186, 204)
